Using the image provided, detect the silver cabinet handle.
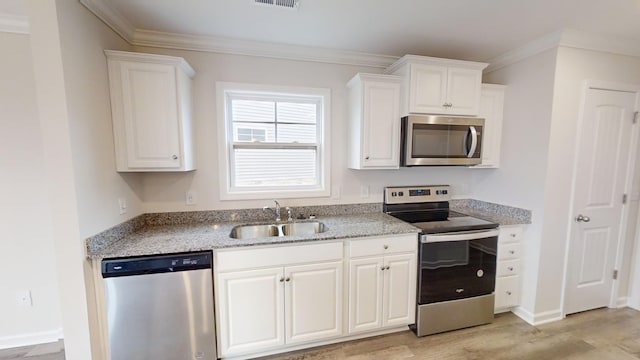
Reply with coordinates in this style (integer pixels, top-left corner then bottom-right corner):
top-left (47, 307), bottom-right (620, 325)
top-left (455, 289), bottom-right (465, 293)
top-left (172, 155), bottom-right (178, 160)
top-left (576, 214), bottom-right (591, 222)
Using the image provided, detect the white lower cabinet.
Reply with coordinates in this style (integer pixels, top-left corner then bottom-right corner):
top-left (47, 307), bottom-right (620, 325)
top-left (215, 242), bottom-right (343, 358)
top-left (348, 235), bottom-right (417, 334)
top-left (495, 226), bottom-right (524, 312)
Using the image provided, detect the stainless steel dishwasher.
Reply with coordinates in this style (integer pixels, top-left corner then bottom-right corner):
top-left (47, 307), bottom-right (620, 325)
top-left (102, 252), bottom-right (216, 360)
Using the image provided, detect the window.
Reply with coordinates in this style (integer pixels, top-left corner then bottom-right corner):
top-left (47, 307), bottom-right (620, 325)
top-left (217, 82), bottom-right (331, 200)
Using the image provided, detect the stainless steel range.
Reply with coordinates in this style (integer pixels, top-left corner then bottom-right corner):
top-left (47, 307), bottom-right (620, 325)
top-left (383, 185), bottom-right (499, 336)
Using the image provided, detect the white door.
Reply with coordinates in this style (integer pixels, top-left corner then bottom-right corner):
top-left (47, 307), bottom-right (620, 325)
top-left (120, 61), bottom-right (181, 169)
top-left (361, 79), bottom-right (401, 168)
top-left (409, 63), bottom-right (448, 114)
top-left (284, 262), bottom-right (342, 344)
top-left (217, 267), bottom-right (285, 356)
top-left (382, 253), bottom-right (416, 327)
top-left (565, 88), bottom-right (637, 315)
top-left (446, 67), bottom-right (482, 116)
top-left (348, 257), bottom-right (384, 334)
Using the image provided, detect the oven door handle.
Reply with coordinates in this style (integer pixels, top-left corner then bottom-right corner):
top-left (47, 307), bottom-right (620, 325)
top-left (420, 229), bottom-right (499, 243)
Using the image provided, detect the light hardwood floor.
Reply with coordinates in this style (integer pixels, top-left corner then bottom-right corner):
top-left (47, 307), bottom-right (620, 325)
top-left (2, 308), bottom-right (639, 359)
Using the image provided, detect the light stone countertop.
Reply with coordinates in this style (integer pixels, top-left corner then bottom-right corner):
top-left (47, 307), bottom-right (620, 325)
top-left (88, 212), bottom-right (421, 259)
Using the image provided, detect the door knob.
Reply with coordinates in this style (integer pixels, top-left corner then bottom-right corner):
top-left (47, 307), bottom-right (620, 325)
top-left (576, 214), bottom-right (591, 223)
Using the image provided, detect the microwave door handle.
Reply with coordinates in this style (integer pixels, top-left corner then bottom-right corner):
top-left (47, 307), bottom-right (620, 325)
top-left (467, 126), bottom-right (478, 158)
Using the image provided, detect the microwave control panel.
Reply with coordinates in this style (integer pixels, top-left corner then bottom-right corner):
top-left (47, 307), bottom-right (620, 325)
top-left (384, 185), bottom-right (451, 204)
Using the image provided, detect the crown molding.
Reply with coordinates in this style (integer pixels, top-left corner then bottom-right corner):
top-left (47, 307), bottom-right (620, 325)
top-left (486, 28), bottom-right (640, 73)
top-left (0, 13), bottom-right (29, 34)
top-left (485, 30), bottom-right (563, 73)
top-left (79, 0), bottom-right (397, 68)
top-left (79, 0), bottom-right (135, 42)
top-left (132, 29), bottom-right (399, 68)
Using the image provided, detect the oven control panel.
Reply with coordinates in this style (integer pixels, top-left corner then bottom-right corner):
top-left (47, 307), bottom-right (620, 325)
top-left (384, 185), bottom-right (451, 204)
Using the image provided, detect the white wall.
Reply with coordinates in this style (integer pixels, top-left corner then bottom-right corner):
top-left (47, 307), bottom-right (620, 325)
top-left (472, 49), bottom-right (558, 317)
top-left (543, 47), bottom-right (640, 311)
top-left (26, 0), bottom-right (135, 358)
top-left (132, 46), bottom-right (477, 213)
top-left (0, 31), bottom-right (62, 348)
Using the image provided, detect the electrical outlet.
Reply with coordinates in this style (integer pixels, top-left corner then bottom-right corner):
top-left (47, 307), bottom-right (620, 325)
top-left (186, 191), bottom-right (197, 205)
top-left (360, 185), bottom-right (370, 198)
top-left (16, 290), bottom-right (32, 307)
top-left (331, 185), bottom-right (341, 199)
top-left (118, 198), bottom-right (127, 215)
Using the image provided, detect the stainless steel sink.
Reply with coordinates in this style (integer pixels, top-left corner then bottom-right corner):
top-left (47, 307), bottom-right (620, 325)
top-left (281, 221), bottom-right (326, 236)
top-left (229, 224), bottom-right (279, 239)
top-left (229, 221), bottom-right (326, 239)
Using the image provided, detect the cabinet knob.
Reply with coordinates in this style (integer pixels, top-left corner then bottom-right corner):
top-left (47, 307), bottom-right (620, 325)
top-left (509, 250), bottom-right (515, 255)
top-left (365, 156), bottom-right (370, 160)
top-left (381, 266), bottom-right (385, 271)
top-left (172, 155), bottom-right (178, 160)
top-left (506, 291), bottom-right (512, 296)
top-left (279, 277), bottom-right (284, 282)
top-left (383, 245), bottom-right (389, 250)
top-left (285, 277), bottom-right (291, 282)
top-left (385, 266), bottom-right (390, 270)
top-left (508, 267), bottom-right (514, 271)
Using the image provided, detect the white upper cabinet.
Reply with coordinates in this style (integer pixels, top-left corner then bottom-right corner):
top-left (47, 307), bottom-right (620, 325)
top-left (386, 55), bottom-right (488, 116)
top-left (106, 50), bottom-right (196, 172)
top-left (473, 84), bottom-right (506, 168)
top-left (347, 73), bottom-right (402, 169)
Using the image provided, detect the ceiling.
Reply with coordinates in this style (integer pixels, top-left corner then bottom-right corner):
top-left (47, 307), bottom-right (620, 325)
top-left (4, 0), bottom-right (640, 63)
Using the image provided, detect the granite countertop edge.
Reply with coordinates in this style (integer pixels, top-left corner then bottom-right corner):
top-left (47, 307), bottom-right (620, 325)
top-left (88, 213), bottom-right (422, 260)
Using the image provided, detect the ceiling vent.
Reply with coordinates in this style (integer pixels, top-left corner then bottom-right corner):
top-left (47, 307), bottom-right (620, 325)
top-left (254, 0), bottom-right (299, 10)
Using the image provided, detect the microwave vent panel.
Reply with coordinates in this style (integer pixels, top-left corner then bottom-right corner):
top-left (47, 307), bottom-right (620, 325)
top-left (254, 0), bottom-right (299, 9)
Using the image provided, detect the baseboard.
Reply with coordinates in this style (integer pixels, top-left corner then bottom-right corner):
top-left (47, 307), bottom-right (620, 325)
top-left (0, 328), bottom-right (64, 350)
top-left (512, 307), bottom-right (563, 326)
top-left (617, 297), bottom-right (629, 308)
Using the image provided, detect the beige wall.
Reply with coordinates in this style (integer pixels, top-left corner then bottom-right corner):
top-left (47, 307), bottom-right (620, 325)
top-left (0, 31), bottom-right (62, 347)
top-left (541, 47), bottom-right (640, 313)
top-left (472, 49), bottom-right (559, 317)
top-left (132, 46), bottom-right (477, 213)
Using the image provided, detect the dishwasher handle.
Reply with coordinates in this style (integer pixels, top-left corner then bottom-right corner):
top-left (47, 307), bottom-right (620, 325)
top-left (102, 252), bottom-right (212, 278)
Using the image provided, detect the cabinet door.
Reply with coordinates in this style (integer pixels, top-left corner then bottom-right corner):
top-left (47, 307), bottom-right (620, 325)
top-left (285, 262), bottom-right (343, 344)
top-left (495, 276), bottom-right (521, 310)
top-left (361, 80), bottom-right (401, 168)
top-left (382, 253), bottom-right (416, 327)
top-left (217, 267), bottom-right (285, 356)
top-left (409, 64), bottom-right (448, 114)
top-left (349, 257), bottom-right (384, 334)
top-left (446, 67), bottom-right (482, 116)
top-left (119, 61), bottom-right (182, 169)
top-left (475, 84), bottom-right (505, 168)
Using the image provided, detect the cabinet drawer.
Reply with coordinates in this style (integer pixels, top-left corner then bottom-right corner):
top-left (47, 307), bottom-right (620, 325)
top-left (499, 227), bottom-right (523, 244)
top-left (216, 241), bottom-right (343, 272)
top-left (498, 242), bottom-right (521, 260)
top-left (496, 259), bottom-right (520, 277)
top-left (495, 276), bottom-right (520, 309)
top-left (350, 234), bottom-right (417, 258)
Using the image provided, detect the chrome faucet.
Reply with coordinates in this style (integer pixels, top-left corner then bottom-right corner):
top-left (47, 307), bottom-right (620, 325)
top-left (263, 200), bottom-right (281, 222)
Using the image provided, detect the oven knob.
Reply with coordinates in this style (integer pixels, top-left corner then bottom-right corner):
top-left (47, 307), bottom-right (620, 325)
top-left (391, 192), bottom-right (397, 197)
top-left (436, 190), bottom-right (441, 195)
top-left (398, 191), bottom-right (404, 196)
top-left (443, 190), bottom-right (448, 194)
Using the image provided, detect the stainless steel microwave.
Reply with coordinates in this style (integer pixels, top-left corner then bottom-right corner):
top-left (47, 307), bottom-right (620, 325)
top-left (401, 115), bottom-right (484, 166)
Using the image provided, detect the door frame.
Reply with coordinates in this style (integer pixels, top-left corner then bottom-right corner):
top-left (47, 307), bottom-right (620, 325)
top-left (561, 79), bottom-right (640, 317)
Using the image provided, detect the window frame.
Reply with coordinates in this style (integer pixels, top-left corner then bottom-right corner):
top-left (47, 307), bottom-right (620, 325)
top-left (216, 82), bottom-right (331, 200)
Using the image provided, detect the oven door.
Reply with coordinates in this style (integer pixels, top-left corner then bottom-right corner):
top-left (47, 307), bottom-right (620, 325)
top-left (401, 115), bottom-right (484, 166)
top-left (418, 229), bottom-right (498, 304)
